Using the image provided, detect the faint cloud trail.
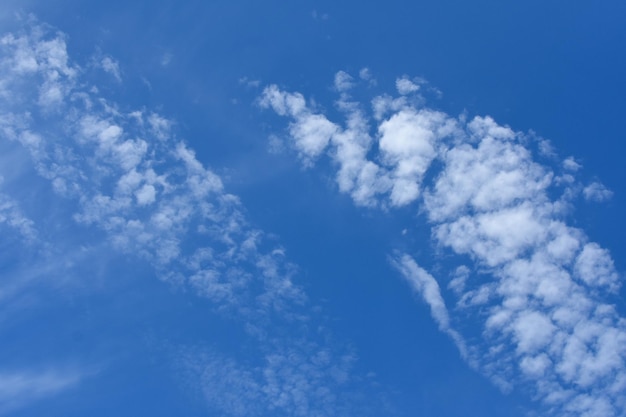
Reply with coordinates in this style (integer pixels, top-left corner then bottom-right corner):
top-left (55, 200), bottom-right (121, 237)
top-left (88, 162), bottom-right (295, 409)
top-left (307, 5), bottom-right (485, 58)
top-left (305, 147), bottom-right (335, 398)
top-left (0, 369), bottom-right (84, 415)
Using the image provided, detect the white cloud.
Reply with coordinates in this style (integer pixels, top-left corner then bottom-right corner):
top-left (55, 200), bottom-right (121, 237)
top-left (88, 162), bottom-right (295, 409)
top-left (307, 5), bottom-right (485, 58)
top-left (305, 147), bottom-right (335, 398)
top-left (371, 94), bottom-right (408, 120)
top-left (0, 27), bottom-right (76, 112)
top-left (512, 310), bottom-right (556, 354)
top-left (148, 113), bottom-right (172, 140)
top-left (563, 156), bottom-right (581, 171)
top-left (392, 255), bottom-right (452, 331)
top-left (291, 113), bottom-right (338, 162)
top-left (261, 77), bottom-right (450, 207)
top-left (378, 108), bottom-right (457, 206)
top-left (423, 129), bottom-right (552, 222)
top-left (422, 114), bottom-right (624, 415)
top-left (583, 181), bottom-right (613, 202)
top-left (100, 56), bottom-right (121, 82)
top-left (334, 70), bottom-right (354, 92)
top-left (448, 265), bottom-right (469, 295)
top-left (175, 142), bottom-right (223, 197)
top-left (4, 19), bottom-right (624, 417)
top-left (358, 67), bottom-right (374, 84)
top-left (178, 341), bottom-right (358, 417)
top-left (574, 243), bottom-right (619, 291)
top-left (0, 191), bottom-right (37, 241)
top-left (260, 86), bottom-right (392, 206)
top-left (391, 254), bottom-right (467, 358)
top-left (135, 183), bottom-right (156, 205)
top-left (0, 369), bottom-right (83, 414)
top-left (520, 353), bottom-right (551, 378)
top-left (1, 23), bottom-right (375, 417)
top-left (330, 97), bottom-right (390, 207)
top-left (395, 76), bottom-right (420, 95)
top-left (0, 21), bottom-right (312, 319)
top-left (434, 202), bottom-right (550, 267)
top-left (259, 85), bottom-right (337, 164)
top-left (259, 84), bottom-right (306, 117)
top-left (261, 75), bottom-right (625, 416)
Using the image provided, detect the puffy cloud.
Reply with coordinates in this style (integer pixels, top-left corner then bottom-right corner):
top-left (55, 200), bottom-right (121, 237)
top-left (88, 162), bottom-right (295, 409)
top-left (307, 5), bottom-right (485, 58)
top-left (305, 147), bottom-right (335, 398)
top-left (261, 73), bottom-right (461, 208)
top-left (583, 181), bottom-right (613, 202)
top-left (422, 116), bottom-right (624, 415)
top-left (258, 84), bottom-right (306, 117)
top-left (359, 68), bottom-right (372, 80)
top-left (0, 26), bottom-right (76, 111)
top-left (512, 310), bottom-right (556, 354)
top-left (259, 85), bottom-right (337, 164)
top-left (261, 74), bottom-right (625, 416)
top-left (358, 67), bottom-right (375, 86)
top-left (334, 70), bottom-right (354, 92)
top-left (379, 108), bottom-right (456, 206)
top-left (423, 130), bottom-right (552, 221)
top-left (330, 97), bottom-right (389, 207)
top-left (135, 184), bottom-right (156, 206)
top-left (574, 243), bottom-right (620, 291)
top-left (260, 81), bottom-right (390, 206)
top-left (395, 76), bottom-right (420, 95)
top-left (563, 156), bottom-right (582, 172)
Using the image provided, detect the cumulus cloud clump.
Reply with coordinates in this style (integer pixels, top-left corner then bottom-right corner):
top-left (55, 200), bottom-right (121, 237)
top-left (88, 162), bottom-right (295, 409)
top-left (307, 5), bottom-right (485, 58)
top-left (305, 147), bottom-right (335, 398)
top-left (261, 72), bottom-right (625, 417)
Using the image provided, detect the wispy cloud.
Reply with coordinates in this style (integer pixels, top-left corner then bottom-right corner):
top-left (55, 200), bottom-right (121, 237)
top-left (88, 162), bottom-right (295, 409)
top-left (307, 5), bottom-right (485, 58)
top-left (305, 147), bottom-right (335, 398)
top-left (1, 21), bottom-right (302, 318)
top-left (390, 254), bottom-right (468, 359)
top-left (177, 339), bottom-right (358, 417)
top-left (0, 189), bottom-right (36, 242)
top-left (0, 21), bottom-right (385, 416)
top-left (0, 369), bottom-right (83, 415)
top-left (99, 56), bottom-right (121, 82)
top-left (261, 71), bottom-right (625, 416)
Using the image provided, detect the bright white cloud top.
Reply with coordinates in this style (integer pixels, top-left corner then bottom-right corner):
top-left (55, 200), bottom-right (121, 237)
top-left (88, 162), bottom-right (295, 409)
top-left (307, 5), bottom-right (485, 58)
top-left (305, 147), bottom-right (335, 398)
top-left (260, 74), bottom-right (625, 416)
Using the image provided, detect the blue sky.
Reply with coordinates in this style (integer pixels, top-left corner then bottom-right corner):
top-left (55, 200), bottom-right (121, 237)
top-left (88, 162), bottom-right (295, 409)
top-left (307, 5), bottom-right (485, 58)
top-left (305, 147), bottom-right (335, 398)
top-left (0, 2), bottom-right (625, 417)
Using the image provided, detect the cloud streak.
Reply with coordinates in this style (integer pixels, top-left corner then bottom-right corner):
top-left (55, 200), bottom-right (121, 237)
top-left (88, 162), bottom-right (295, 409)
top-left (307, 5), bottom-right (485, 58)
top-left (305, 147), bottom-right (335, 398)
top-left (261, 72), bottom-right (625, 416)
top-left (0, 20), bottom-right (382, 417)
top-left (390, 254), bottom-right (468, 359)
top-left (1, 20), bottom-right (301, 320)
top-left (0, 369), bottom-right (83, 415)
